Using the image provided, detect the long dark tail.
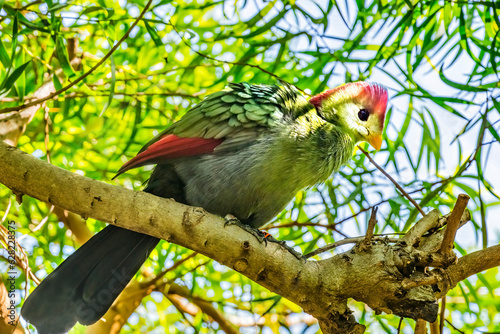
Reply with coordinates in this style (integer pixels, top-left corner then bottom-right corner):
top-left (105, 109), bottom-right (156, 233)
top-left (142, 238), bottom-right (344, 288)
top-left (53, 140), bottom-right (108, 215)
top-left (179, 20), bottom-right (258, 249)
top-left (21, 225), bottom-right (159, 334)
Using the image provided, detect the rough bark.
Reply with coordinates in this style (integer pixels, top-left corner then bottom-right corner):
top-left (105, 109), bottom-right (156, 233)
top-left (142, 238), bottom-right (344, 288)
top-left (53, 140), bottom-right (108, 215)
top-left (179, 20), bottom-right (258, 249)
top-left (1, 141), bottom-right (499, 333)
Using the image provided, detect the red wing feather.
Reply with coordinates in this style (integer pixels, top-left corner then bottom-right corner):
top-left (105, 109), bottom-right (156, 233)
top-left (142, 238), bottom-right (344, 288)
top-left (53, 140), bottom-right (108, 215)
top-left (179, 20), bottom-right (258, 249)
top-left (113, 134), bottom-right (223, 178)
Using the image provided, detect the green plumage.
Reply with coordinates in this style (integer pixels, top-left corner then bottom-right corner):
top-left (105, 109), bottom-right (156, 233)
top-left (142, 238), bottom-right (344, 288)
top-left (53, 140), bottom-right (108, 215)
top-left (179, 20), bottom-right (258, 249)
top-left (139, 83), bottom-right (359, 227)
top-left (136, 81), bottom-right (387, 226)
top-left (140, 82), bottom-right (312, 153)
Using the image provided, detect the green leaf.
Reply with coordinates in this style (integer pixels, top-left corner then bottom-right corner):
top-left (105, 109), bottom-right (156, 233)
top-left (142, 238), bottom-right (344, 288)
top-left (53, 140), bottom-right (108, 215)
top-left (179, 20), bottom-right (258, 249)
top-left (439, 65), bottom-right (489, 92)
top-left (244, 0), bottom-right (276, 27)
top-left (492, 97), bottom-right (500, 115)
top-left (0, 39), bottom-right (10, 68)
top-left (47, 3), bottom-right (70, 12)
top-left (99, 53), bottom-right (115, 116)
top-left (9, 10), bottom-right (19, 72)
top-left (0, 60), bottom-right (31, 93)
top-left (143, 20), bottom-right (163, 47)
top-left (81, 6), bottom-right (107, 15)
top-left (99, 25), bottom-right (116, 117)
top-left (96, 0), bottom-right (114, 18)
top-left (2, 6), bottom-right (50, 33)
top-left (52, 74), bottom-right (63, 91)
top-left (260, 295), bottom-right (282, 317)
top-left (55, 36), bottom-right (76, 78)
top-left (241, 9), bottom-right (287, 39)
top-left (458, 8), bottom-right (482, 66)
top-left (15, 51), bottom-right (25, 101)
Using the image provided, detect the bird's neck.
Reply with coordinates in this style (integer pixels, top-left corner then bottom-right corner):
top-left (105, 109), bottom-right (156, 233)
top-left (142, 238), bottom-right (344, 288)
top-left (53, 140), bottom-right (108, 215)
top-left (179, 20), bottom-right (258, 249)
top-left (278, 110), bottom-right (357, 186)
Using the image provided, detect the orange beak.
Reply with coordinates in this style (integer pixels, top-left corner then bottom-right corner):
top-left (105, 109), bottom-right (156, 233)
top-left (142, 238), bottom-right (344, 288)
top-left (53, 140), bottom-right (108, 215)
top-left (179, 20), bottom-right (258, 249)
top-left (368, 134), bottom-right (383, 150)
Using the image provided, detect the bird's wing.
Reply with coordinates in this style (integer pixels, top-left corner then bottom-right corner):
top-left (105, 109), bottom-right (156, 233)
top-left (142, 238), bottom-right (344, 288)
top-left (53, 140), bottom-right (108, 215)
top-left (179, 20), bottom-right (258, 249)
top-left (114, 83), bottom-right (305, 178)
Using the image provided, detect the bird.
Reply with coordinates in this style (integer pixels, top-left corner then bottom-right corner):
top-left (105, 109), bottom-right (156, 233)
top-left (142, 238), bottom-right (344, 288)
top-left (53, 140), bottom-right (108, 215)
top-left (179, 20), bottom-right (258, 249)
top-left (21, 81), bottom-right (388, 334)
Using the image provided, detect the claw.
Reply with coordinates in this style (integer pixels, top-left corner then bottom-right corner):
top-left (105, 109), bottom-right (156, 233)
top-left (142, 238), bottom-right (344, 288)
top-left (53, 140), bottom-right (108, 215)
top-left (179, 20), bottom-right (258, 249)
top-left (224, 214), bottom-right (241, 228)
top-left (223, 215), bottom-right (305, 261)
top-left (224, 214), bottom-right (266, 243)
top-left (261, 234), bottom-right (303, 260)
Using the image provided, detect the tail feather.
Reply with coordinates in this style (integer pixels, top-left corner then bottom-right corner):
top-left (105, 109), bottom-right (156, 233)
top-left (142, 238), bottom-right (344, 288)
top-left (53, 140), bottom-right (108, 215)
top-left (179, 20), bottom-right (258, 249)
top-left (21, 225), bottom-right (159, 334)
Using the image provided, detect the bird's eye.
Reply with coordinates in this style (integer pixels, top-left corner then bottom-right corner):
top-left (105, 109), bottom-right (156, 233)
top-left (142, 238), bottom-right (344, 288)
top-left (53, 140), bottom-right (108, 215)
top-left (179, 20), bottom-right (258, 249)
top-left (358, 109), bottom-right (369, 121)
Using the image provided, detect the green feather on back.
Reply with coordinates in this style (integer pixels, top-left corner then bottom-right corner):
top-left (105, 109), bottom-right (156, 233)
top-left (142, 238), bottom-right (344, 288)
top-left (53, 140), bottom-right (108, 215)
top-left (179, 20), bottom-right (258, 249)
top-left (139, 83), bottom-right (312, 153)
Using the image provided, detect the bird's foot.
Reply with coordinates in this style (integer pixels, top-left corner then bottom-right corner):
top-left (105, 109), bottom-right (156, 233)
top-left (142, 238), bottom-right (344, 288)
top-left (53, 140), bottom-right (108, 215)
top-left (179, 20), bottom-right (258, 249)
top-left (224, 214), bottom-right (267, 243)
top-left (224, 215), bottom-right (304, 261)
top-left (265, 235), bottom-right (304, 261)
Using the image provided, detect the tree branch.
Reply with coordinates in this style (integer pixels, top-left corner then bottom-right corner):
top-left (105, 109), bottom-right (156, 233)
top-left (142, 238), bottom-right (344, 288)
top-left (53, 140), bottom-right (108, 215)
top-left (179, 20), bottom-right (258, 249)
top-left (361, 207), bottom-right (378, 250)
top-left (304, 236), bottom-right (400, 259)
top-left (1, 142), bottom-right (499, 333)
top-left (436, 244), bottom-right (500, 297)
top-left (439, 194), bottom-right (469, 254)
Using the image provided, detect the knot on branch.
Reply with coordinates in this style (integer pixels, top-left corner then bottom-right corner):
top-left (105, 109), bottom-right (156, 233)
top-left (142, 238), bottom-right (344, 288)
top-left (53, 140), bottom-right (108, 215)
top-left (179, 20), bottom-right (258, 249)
top-left (316, 198), bottom-right (472, 331)
top-left (319, 309), bottom-right (366, 334)
top-left (385, 242), bottom-right (421, 277)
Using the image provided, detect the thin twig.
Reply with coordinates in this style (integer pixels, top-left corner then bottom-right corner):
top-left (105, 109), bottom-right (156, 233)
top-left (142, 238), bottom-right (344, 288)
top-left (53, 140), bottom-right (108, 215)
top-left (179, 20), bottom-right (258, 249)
top-left (439, 297), bottom-right (446, 334)
top-left (363, 207), bottom-right (378, 245)
top-left (0, 224), bottom-right (40, 285)
top-left (414, 319), bottom-right (427, 334)
top-left (165, 295), bottom-right (201, 334)
top-left (397, 317), bottom-right (403, 334)
top-left (165, 283), bottom-right (239, 334)
top-left (44, 106), bottom-right (51, 164)
top-left (146, 251), bottom-right (198, 286)
top-left (264, 178), bottom-right (451, 231)
top-left (476, 106), bottom-right (489, 249)
top-left (439, 194), bottom-right (470, 254)
top-left (265, 220), bottom-right (346, 233)
top-left (444, 319), bottom-right (464, 334)
top-left (430, 320), bottom-right (439, 334)
top-left (0, 0), bottom-right (154, 114)
top-left (357, 145), bottom-right (426, 216)
top-left (333, 178), bottom-right (449, 226)
top-left (1, 199), bottom-right (11, 223)
top-left (0, 90), bottom-right (203, 104)
top-left (304, 235), bottom-right (399, 259)
top-left (31, 205), bottom-right (54, 233)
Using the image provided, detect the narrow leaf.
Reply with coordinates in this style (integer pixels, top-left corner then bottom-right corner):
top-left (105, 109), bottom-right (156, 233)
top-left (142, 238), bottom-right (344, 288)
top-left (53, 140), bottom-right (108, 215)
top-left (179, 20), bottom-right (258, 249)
top-left (439, 65), bottom-right (488, 92)
top-left (99, 53), bottom-right (115, 116)
top-left (0, 39), bottom-right (10, 68)
top-left (56, 36), bottom-right (76, 78)
top-left (143, 20), bottom-right (163, 47)
top-left (0, 60), bottom-right (31, 91)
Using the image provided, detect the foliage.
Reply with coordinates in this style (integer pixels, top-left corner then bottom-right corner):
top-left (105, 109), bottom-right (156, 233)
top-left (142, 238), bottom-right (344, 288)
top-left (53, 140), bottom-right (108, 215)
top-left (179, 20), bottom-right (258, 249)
top-left (0, 0), bottom-right (499, 333)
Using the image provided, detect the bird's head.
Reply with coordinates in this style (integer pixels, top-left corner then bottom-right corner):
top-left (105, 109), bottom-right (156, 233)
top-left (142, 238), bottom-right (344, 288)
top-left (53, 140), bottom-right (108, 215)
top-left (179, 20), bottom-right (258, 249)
top-left (309, 82), bottom-right (388, 150)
